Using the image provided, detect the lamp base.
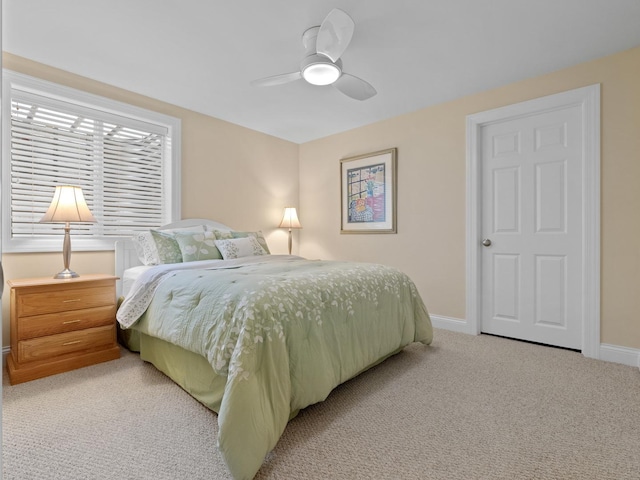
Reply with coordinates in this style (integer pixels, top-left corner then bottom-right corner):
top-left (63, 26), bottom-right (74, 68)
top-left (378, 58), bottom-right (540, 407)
top-left (54, 268), bottom-right (79, 279)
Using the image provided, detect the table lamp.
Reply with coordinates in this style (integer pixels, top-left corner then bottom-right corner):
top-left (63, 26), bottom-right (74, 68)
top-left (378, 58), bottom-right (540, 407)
top-left (40, 185), bottom-right (97, 279)
top-left (279, 207), bottom-right (301, 255)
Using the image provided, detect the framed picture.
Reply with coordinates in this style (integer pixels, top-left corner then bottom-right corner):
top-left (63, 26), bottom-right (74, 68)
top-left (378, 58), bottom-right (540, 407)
top-left (340, 148), bottom-right (397, 234)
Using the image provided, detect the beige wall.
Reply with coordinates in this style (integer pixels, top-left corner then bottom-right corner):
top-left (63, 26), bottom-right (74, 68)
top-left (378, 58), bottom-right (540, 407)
top-left (1, 53), bottom-right (300, 347)
top-left (299, 45), bottom-right (640, 350)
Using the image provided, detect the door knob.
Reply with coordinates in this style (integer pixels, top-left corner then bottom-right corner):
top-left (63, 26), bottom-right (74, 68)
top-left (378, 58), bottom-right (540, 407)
top-left (482, 238), bottom-right (492, 247)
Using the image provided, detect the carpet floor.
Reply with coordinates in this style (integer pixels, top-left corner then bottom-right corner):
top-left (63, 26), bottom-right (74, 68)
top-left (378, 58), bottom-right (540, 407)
top-left (3, 328), bottom-right (639, 479)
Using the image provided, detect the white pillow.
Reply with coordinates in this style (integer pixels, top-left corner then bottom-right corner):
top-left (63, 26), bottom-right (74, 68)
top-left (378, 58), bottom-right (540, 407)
top-left (214, 236), bottom-right (267, 260)
top-left (132, 231), bottom-right (160, 265)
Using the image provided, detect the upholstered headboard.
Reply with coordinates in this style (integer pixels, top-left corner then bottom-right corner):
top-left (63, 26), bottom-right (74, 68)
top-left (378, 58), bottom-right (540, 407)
top-left (114, 218), bottom-right (232, 297)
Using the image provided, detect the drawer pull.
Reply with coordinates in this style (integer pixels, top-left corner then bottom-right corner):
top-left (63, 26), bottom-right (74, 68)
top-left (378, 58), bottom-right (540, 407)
top-left (62, 340), bottom-right (82, 346)
top-left (63, 299), bottom-right (82, 303)
top-left (62, 319), bottom-right (82, 325)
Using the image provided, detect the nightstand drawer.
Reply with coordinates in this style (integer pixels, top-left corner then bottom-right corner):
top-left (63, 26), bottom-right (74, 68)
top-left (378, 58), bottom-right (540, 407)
top-left (17, 324), bottom-right (116, 364)
top-left (17, 305), bottom-right (117, 340)
top-left (17, 286), bottom-right (114, 316)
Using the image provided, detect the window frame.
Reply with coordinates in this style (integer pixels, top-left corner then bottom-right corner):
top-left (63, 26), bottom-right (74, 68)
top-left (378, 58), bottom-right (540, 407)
top-left (2, 70), bottom-right (181, 253)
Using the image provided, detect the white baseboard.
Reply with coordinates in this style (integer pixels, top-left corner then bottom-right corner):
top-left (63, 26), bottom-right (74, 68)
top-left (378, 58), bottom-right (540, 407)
top-left (599, 343), bottom-right (640, 369)
top-left (429, 314), bottom-right (471, 334)
top-left (431, 316), bottom-right (640, 370)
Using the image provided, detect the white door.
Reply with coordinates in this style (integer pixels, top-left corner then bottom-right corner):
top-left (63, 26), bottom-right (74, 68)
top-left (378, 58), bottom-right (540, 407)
top-left (480, 105), bottom-right (583, 349)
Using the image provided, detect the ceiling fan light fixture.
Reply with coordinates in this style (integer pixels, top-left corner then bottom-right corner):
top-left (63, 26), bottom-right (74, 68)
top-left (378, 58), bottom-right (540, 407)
top-left (301, 54), bottom-right (342, 86)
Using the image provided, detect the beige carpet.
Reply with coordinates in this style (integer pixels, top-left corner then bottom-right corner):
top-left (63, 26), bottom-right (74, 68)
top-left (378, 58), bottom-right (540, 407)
top-left (3, 329), bottom-right (640, 479)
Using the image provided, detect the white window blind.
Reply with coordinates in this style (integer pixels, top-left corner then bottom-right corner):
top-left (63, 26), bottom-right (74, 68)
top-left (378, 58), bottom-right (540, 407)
top-left (2, 71), bottom-right (181, 252)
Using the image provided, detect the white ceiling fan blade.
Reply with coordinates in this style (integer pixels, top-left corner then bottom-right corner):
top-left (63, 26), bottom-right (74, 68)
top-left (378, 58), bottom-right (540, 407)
top-left (333, 74), bottom-right (377, 101)
top-left (250, 71), bottom-right (302, 87)
top-left (316, 9), bottom-right (355, 62)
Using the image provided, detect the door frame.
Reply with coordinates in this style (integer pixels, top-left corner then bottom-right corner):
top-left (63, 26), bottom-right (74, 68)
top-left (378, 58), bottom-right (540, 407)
top-left (465, 85), bottom-right (601, 358)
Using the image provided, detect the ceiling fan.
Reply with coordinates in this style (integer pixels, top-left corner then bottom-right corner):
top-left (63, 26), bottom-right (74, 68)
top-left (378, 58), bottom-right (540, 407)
top-left (250, 9), bottom-right (377, 101)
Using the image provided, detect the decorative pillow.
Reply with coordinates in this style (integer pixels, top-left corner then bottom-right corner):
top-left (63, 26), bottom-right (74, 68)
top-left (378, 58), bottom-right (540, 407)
top-left (214, 236), bottom-right (267, 260)
top-left (132, 231), bottom-right (160, 265)
top-left (132, 225), bottom-right (207, 265)
top-left (173, 231), bottom-right (222, 262)
top-left (150, 230), bottom-right (183, 264)
top-left (212, 230), bottom-right (271, 254)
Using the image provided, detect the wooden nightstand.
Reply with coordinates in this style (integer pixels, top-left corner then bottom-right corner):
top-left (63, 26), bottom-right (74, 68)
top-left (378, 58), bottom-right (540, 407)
top-left (6, 274), bottom-right (120, 385)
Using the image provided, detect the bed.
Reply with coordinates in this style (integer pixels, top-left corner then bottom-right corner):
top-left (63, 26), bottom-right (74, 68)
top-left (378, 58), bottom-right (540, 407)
top-left (115, 219), bottom-right (433, 479)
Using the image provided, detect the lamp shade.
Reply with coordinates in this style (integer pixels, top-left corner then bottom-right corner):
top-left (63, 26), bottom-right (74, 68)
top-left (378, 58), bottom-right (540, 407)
top-left (40, 186), bottom-right (97, 223)
top-left (279, 207), bottom-right (301, 229)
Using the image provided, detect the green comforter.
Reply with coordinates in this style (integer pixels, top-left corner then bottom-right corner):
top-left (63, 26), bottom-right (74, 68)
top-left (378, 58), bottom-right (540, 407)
top-left (117, 256), bottom-right (432, 479)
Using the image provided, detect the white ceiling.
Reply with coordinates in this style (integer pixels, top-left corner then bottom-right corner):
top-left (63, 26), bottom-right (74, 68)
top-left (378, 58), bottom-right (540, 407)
top-left (4, 0), bottom-right (640, 144)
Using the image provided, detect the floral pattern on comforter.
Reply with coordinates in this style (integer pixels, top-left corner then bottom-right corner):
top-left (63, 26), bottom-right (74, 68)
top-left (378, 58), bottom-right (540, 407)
top-left (117, 256), bottom-right (432, 479)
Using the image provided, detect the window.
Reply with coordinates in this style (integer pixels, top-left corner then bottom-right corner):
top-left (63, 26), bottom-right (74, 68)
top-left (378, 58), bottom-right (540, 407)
top-left (2, 71), bottom-right (181, 252)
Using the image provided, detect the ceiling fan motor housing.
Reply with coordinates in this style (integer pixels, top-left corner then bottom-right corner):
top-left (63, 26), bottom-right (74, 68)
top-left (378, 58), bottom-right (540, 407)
top-left (302, 26), bottom-right (321, 52)
top-left (300, 26), bottom-right (343, 85)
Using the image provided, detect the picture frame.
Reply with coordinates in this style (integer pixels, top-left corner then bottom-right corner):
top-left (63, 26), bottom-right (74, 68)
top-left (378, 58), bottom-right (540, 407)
top-left (340, 148), bottom-right (397, 234)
